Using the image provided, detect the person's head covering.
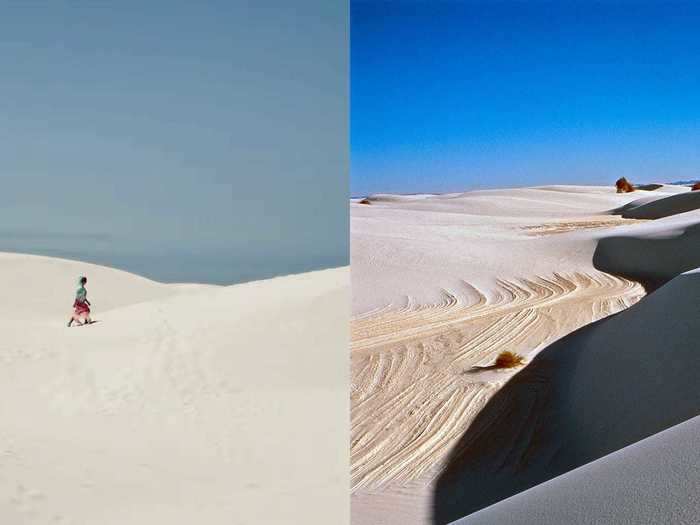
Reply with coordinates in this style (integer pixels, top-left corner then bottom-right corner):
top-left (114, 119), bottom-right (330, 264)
top-left (78, 276), bottom-right (87, 285)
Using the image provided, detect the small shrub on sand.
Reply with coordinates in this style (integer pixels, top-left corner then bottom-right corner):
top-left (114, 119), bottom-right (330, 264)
top-left (358, 198), bottom-right (372, 205)
top-left (615, 177), bottom-right (635, 193)
top-left (691, 182), bottom-right (700, 191)
top-left (494, 351), bottom-right (526, 369)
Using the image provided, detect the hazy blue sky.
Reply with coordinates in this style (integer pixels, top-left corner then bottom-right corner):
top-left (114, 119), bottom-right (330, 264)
top-left (352, 1), bottom-right (700, 196)
top-left (0, 1), bottom-right (347, 284)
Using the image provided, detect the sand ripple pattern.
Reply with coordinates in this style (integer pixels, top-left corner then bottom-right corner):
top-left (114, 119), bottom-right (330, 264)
top-left (351, 272), bottom-right (644, 491)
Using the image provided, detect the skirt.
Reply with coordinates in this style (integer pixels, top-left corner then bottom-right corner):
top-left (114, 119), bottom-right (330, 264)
top-left (73, 300), bottom-right (91, 316)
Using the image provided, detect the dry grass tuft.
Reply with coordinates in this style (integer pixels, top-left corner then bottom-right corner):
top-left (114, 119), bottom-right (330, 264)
top-left (615, 177), bottom-right (635, 193)
top-left (691, 182), bottom-right (700, 191)
top-left (358, 198), bottom-right (372, 205)
top-left (493, 351), bottom-right (526, 369)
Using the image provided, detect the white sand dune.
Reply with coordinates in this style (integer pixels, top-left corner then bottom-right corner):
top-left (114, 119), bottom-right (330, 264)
top-left (0, 253), bottom-right (349, 525)
top-left (351, 185), bottom-right (655, 316)
top-left (454, 414), bottom-right (700, 525)
top-left (352, 183), bottom-right (700, 525)
top-left (593, 209), bottom-right (700, 287)
top-left (351, 271), bottom-right (641, 489)
top-left (432, 266), bottom-right (700, 523)
top-left (350, 185), bottom-right (679, 524)
top-left (613, 188), bottom-right (700, 219)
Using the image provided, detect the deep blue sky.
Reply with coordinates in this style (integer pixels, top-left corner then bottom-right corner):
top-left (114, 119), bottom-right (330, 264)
top-left (352, 1), bottom-right (700, 196)
top-left (0, 2), bottom-right (347, 284)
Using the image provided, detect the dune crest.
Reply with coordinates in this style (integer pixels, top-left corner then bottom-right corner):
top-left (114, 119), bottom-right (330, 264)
top-left (433, 268), bottom-right (700, 523)
top-left (351, 184), bottom-right (699, 525)
top-left (613, 190), bottom-right (700, 220)
top-left (0, 253), bottom-right (349, 525)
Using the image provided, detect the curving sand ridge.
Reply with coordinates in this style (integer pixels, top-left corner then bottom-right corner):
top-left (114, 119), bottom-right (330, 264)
top-left (437, 194), bottom-right (700, 524)
top-left (436, 267), bottom-right (700, 523)
top-left (352, 272), bottom-right (639, 353)
top-left (613, 189), bottom-right (700, 219)
top-left (350, 184), bottom-right (692, 525)
top-left (351, 272), bottom-right (643, 491)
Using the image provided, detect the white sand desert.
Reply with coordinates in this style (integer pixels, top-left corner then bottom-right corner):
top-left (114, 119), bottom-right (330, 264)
top-left (455, 413), bottom-right (700, 525)
top-left (350, 184), bottom-right (700, 524)
top-left (0, 253), bottom-right (349, 525)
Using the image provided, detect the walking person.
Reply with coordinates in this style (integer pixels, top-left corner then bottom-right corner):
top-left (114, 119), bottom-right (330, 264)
top-left (68, 276), bottom-right (93, 327)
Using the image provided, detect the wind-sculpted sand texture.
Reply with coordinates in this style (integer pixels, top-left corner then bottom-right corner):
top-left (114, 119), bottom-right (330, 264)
top-left (351, 271), bottom-right (644, 494)
top-left (434, 267), bottom-right (700, 524)
top-left (522, 217), bottom-right (646, 235)
top-left (350, 185), bottom-right (692, 525)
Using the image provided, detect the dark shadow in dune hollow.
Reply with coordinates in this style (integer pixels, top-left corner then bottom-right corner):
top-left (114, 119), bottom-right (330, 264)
top-left (431, 315), bottom-right (614, 524)
top-left (432, 301), bottom-right (700, 523)
top-left (433, 263), bottom-right (700, 522)
top-left (432, 219), bottom-right (700, 523)
top-left (592, 221), bottom-right (700, 293)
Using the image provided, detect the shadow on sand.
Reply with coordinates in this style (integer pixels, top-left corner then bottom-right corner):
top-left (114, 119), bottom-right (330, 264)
top-left (432, 263), bottom-right (700, 524)
top-left (73, 320), bottom-right (101, 327)
top-left (592, 221), bottom-right (700, 293)
top-left (431, 316), bottom-right (605, 524)
top-left (432, 220), bottom-right (700, 523)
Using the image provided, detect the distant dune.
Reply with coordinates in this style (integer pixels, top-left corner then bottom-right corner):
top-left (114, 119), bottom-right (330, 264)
top-left (613, 190), bottom-right (700, 219)
top-left (0, 253), bottom-right (349, 525)
top-left (594, 210), bottom-right (700, 288)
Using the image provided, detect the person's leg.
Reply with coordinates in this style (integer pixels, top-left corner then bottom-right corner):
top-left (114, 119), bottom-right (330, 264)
top-left (67, 317), bottom-right (73, 327)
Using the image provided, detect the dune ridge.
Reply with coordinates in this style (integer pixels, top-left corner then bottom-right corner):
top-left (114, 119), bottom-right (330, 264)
top-left (613, 190), bottom-right (700, 219)
top-left (435, 267), bottom-right (700, 523)
top-left (351, 271), bottom-right (642, 491)
top-left (434, 195), bottom-right (700, 523)
top-left (0, 253), bottom-right (349, 525)
top-left (351, 183), bottom-right (699, 525)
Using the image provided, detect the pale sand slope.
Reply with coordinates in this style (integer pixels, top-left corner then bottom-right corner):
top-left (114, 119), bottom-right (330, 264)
top-left (433, 266), bottom-right (700, 523)
top-left (614, 188), bottom-right (700, 219)
top-left (352, 184), bottom-right (686, 314)
top-left (594, 208), bottom-right (700, 287)
top-left (350, 185), bottom-right (687, 524)
top-left (0, 253), bottom-right (349, 525)
top-left (454, 414), bottom-right (700, 525)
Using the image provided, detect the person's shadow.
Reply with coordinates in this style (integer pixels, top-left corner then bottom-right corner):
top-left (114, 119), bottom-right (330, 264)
top-left (75, 320), bottom-right (101, 327)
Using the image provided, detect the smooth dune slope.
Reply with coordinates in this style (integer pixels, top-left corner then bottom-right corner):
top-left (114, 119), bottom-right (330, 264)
top-left (352, 185), bottom-right (656, 315)
top-left (0, 253), bottom-right (349, 525)
top-left (454, 415), bottom-right (700, 525)
top-left (0, 253), bottom-right (176, 319)
top-left (433, 266), bottom-right (700, 523)
top-left (351, 185), bottom-right (665, 525)
top-left (613, 189), bottom-right (700, 219)
top-left (593, 209), bottom-right (700, 287)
